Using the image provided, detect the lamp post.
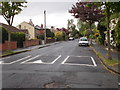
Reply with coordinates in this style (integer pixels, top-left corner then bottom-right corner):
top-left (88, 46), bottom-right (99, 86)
top-left (44, 10), bottom-right (46, 44)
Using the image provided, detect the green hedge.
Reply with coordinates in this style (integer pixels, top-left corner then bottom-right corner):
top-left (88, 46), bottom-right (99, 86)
top-left (11, 32), bottom-right (25, 48)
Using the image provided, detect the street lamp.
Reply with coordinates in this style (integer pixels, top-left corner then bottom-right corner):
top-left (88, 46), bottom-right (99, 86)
top-left (44, 10), bottom-right (46, 44)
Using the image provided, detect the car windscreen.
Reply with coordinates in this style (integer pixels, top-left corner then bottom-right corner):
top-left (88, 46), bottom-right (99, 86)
top-left (80, 38), bottom-right (88, 41)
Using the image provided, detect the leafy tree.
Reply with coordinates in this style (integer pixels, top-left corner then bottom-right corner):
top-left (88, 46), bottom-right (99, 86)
top-left (69, 2), bottom-right (104, 45)
top-left (114, 16), bottom-right (120, 50)
top-left (54, 31), bottom-right (63, 41)
top-left (100, 2), bottom-right (120, 60)
top-left (1, 1), bottom-right (27, 50)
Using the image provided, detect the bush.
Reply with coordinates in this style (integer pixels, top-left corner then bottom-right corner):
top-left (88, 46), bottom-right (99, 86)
top-left (1, 27), bottom-right (8, 43)
top-left (11, 32), bottom-right (25, 48)
top-left (97, 35), bottom-right (104, 45)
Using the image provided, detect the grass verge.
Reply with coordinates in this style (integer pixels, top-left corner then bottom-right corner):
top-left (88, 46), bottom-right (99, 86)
top-left (91, 47), bottom-right (120, 66)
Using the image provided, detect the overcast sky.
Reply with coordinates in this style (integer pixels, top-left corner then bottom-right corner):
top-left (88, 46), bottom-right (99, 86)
top-left (0, 1), bottom-right (78, 28)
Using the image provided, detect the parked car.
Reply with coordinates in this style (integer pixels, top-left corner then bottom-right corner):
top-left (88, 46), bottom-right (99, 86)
top-left (78, 37), bottom-right (89, 46)
top-left (69, 37), bottom-right (74, 40)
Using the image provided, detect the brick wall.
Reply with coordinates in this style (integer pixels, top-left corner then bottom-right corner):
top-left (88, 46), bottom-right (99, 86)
top-left (23, 39), bottom-right (41, 47)
top-left (0, 41), bottom-right (17, 51)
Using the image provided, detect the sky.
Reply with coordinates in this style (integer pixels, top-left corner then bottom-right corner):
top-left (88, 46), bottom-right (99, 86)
top-left (0, 1), bottom-right (78, 28)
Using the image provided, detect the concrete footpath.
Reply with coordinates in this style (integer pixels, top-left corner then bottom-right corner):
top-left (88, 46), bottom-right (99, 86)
top-left (91, 42), bottom-right (120, 75)
top-left (13, 42), bottom-right (60, 52)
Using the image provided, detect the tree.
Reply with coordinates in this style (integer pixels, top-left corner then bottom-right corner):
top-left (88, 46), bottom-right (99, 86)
top-left (69, 2), bottom-right (104, 45)
top-left (100, 2), bottom-right (120, 60)
top-left (1, 1), bottom-right (27, 50)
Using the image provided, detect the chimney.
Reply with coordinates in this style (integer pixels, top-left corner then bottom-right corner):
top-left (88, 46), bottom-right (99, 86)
top-left (41, 24), bottom-right (43, 28)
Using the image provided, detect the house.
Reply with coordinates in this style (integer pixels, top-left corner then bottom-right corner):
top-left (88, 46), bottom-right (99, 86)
top-left (0, 22), bottom-right (29, 50)
top-left (16, 19), bottom-right (35, 40)
top-left (35, 24), bottom-right (45, 38)
top-left (0, 22), bottom-right (29, 39)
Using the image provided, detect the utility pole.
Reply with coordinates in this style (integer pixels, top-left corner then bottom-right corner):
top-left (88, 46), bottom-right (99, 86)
top-left (44, 10), bottom-right (46, 44)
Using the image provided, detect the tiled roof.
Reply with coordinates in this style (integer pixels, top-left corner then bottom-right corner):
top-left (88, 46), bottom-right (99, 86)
top-left (0, 23), bottom-right (28, 34)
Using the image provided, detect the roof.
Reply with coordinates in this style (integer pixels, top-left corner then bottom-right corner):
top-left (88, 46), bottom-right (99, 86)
top-left (0, 23), bottom-right (28, 34)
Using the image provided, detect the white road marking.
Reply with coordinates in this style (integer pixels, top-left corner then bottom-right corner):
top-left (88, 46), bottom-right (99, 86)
top-left (32, 60), bottom-right (43, 63)
top-left (61, 56), bottom-right (97, 67)
top-left (90, 57), bottom-right (97, 66)
top-left (0, 57), bottom-right (10, 61)
top-left (24, 55), bottom-right (61, 64)
top-left (21, 55), bottom-right (41, 64)
top-left (63, 63), bottom-right (95, 67)
top-left (51, 55), bottom-right (61, 64)
top-left (2, 56), bottom-right (31, 64)
top-left (61, 56), bottom-right (69, 64)
top-left (9, 56), bottom-right (31, 64)
top-left (0, 61), bottom-right (3, 64)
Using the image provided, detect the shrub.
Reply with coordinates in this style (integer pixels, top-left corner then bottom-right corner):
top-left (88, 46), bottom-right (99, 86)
top-left (97, 35), bottom-right (104, 45)
top-left (11, 32), bottom-right (25, 48)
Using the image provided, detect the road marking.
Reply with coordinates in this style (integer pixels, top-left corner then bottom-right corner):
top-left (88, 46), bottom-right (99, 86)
top-left (90, 57), bottom-right (97, 66)
top-left (21, 55), bottom-right (41, 64)
top-left (61, 56), bottom-right (69, 64)
top-left (32, 60), bottom-right (43, 63)
top-left (63, 63), bottom-right (95, 67)
top-left (0, 57), bottom-right (10, 61)
top-left (61, 56), bottom-right (97, 67)
top-left (24, 55), bottom-right (61, 64)
top-left (2, 56), bottom-right (31, 64)
top-left (51, 55), bottom-right (61, 64)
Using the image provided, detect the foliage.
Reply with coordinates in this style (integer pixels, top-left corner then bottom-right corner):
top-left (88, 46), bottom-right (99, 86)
top-left (113, 17), bottom-right (120, 50)
top-left (46, 29), bottom-right (54, 38)
top-left (1, 1), bottom-right (27, 26)
top-left (37, 35), bottom-right (44, 40)
top-left (0, 26), bottom-right (8, 43)
top-left (96, 35), bottom-right (104, 45)
top-left (54, 31), bottom-right (63, 41)
top-left (11, 32), bottom-right (25, 48)
top-left (69, 2), bottom-right (103, 45)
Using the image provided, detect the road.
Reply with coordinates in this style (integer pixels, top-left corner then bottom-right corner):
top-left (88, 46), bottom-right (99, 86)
top-left (1, 40), bottom-right (119, 88)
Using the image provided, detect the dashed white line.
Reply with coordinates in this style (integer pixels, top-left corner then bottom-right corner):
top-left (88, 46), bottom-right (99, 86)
top-left (21, 55), bottom-right (41, 64)
top-left (61, 56), bottom-right (69, 64)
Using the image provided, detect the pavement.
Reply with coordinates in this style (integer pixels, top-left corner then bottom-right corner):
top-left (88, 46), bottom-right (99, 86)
top-left (13, 42), bottom-right (60, 52)
top-left (91, 42), bottom-right (120, 75)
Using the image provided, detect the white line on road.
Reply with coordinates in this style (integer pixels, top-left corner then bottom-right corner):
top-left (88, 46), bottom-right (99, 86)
top-left (9, 56), bottom-right (31, 64)
top-left (23, 55), bottom-right (61, 64)
top-left (51, 55), bottom-right (61, 64)
top-left (61, 56), bottom-right (69, 64)
top-left (63, 63), bottom-right (95, 67)
top-left (21, 55), bottom-right (41, 64)
top-left (90, 57), bottom-right (97, 66)
top-left (2, 56), bottom-right (31, 64)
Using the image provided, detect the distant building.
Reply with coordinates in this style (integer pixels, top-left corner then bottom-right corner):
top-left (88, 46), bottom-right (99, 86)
top-left (16, 19), bottom-right (35, 40)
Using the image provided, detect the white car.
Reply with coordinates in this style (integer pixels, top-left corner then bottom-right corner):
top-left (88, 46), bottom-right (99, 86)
top-left (78, 37), bottom-right (89, 46)
top-left (69, 37), bottom-right (74, 40)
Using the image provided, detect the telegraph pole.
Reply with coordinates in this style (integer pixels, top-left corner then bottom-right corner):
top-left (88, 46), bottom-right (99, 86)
top-left (44, 10), bottom-right (46, 44)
